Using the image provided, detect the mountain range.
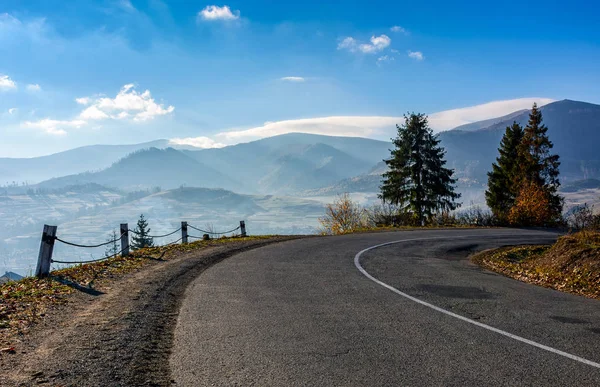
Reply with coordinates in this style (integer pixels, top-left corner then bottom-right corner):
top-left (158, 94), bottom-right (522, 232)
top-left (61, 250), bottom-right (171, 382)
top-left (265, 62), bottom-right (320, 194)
top-left (2, 99), bottom-right (599, 196)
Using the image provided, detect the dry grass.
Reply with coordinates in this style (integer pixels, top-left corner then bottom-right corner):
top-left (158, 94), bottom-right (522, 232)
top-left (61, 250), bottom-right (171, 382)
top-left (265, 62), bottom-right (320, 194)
top-left (0, 235), bottom-right (277, 349)
top-left (472, 231), bottom-right (600, 299)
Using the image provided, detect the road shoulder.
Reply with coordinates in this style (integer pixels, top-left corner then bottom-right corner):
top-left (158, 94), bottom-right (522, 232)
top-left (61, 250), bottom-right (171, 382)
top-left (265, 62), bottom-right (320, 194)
top-left (0, 237), bottom-right (299, 386)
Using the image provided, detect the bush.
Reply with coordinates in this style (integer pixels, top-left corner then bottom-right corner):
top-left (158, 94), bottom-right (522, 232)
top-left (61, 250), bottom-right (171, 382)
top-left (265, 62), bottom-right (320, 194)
top-left (453, 205), bottom-right (496, 226)
top-left (508, 181), bottom-right (554, 226)
top-left (364, 202), bottom-right (416, 227)
top-left (319, 194), bottom-right (367, 235)
top-left (566, 203), bottom-right (600, 231)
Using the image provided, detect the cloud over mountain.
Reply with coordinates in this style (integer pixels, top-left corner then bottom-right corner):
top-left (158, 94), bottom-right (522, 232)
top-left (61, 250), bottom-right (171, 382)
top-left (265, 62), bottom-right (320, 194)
top-left (174, 98), bottom-right (555, 147)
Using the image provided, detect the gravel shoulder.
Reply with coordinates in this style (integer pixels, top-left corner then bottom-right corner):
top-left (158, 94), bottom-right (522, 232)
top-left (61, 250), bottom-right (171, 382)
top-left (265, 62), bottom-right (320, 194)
top-left (0, 236), bottom-right (299, 386)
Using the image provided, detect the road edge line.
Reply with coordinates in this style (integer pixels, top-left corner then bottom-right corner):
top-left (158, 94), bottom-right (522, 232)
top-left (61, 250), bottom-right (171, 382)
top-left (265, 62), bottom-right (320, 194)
top-left (354, 236), bottom-right (600, 369)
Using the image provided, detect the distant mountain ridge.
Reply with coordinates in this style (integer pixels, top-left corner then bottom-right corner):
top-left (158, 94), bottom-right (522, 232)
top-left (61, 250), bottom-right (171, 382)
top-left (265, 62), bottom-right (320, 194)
top-left (0, 140), bottom-right (172, 184)
top-left (439, 99), bottom-right (600, 182)
top-left (37, 147), bottom-right (241, 192)
top-left (31, 134), bottom-right (391, 194)
top-left (9, 99), bottom-right (600, 196)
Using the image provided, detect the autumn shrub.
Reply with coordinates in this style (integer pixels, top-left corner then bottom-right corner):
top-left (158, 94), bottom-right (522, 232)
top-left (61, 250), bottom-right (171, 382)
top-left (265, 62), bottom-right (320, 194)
top-left (508, 181), bottom-right (557, 226)
top-left (319, 193), bottom-right (368, 235)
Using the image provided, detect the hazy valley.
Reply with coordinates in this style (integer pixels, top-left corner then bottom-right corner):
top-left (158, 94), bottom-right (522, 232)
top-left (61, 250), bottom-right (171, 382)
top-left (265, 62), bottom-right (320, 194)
top-left (2, 99), bottom-right (600, 275)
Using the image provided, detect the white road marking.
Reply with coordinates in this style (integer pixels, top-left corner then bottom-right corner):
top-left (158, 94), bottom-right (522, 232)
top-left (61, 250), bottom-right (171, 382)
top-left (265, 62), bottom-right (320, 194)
top-left (354, 235), bottom-right (600, 369)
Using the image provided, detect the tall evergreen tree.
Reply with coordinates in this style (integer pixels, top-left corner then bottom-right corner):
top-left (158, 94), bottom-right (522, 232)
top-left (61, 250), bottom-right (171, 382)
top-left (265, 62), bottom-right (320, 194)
top-left (380, 113), bottom-right (461, 225)
top-left (485, 122), bottom-right (524, 222)
top-left (131, 214), bottom-right (154, 250)
top-left (517, 103), bottom-right (563, 222)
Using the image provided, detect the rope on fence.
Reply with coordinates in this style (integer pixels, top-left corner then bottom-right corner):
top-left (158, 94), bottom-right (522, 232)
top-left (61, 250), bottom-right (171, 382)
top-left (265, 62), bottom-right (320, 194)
top-left (129, 227), bottom-right (182, 239)
top-left (51, 245), bottom-right (129, 264)
top-left (188, 224), bottom-right (240, 235)
top-left (54, 231), bottom-right (127, 249)
top-left (165, 237), bottom-right (183, 246)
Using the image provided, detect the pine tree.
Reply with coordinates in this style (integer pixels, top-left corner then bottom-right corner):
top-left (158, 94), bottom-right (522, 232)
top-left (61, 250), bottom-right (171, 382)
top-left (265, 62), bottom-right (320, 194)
top-left (485, 122), bottom-right (524, 223)
top-left (517, 103), bottom-right (563, 223)
top-left (380, 113), bottom-right (461, 225)
top-left (131, 214), bottom-right (154, 250)
top-left (104, 229), bottom-right (120, 258)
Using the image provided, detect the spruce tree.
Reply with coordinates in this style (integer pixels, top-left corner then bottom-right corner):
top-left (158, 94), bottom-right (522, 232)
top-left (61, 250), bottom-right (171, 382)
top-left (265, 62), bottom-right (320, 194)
top-left (131, 214), bottom-right (154, 250)
top-left (485, 122), bottom-right (524, 223)
top-left (517, 103), bottom-right (563, 222)
top-left (104, 229), bottom-right (120, 258)
top-left (380, 113), bottom-right (461, 225)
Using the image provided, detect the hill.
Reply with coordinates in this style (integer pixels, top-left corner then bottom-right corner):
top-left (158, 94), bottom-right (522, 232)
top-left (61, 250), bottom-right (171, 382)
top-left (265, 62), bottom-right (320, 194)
top-left (439, 99), bottom-right (600, 182)
top-left (13, 99), bottom-right (600, 196)
top-left (182, 133), bottom-right (390, 194)
top-left (451, 109), bottom-right (528, 132)
top-left (0, 140), bottom-right (171, 184)
top-left (34, 134), bottom-right (391, 195)
top-left (36, 148), bottom-right (241, 192)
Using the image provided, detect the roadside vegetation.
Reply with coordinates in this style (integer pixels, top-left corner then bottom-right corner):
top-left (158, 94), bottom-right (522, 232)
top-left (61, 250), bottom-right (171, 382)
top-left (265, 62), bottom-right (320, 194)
top-left (320, 104), bottom-right (566, 234)
top-left (472, 204), bottom-right (600, 298)
top-left (472, 230), bottom-right (600, 299)
top-left (0, 234), bottom-right (276, 350)
top-left (485, 103), bottom-right (563, 226)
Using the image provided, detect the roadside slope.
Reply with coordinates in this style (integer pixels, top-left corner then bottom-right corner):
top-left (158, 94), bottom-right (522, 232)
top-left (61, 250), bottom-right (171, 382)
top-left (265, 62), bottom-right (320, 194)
top-left (1, 237), bottom-right (299, 386)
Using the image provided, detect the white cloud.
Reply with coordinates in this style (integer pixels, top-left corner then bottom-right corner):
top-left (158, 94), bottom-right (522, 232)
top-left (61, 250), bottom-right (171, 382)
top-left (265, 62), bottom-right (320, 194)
top-left (8, 108), bottom-right (17, 115)
top-left (19, 84), bottom-right (173, 136)
top-left (408, 50), bottom-right (424, 61)
top-left (338, 35), bottom-right (391, 54)
top-left (75, 97), bottom-right (91, 105)
top-left (80, 105), bottom-right (110, 120)
top-left (390, 25), bottom-right (407, 34)
top-left (280, 76), bottom-right (305, 83)
top-left (189, 98), bottom-right (556, 147)
top-left (427, 98), bottom-right (555, 130)
top-left (214, 116), bottom-right (398, 144)
top-left (377, 55), bottom-right (394, 65)
top-left (169, 137), bottom-right (226, 149)
top-left (0, 74), bottom-right (17, 90)
top-left (337, 37), bottom-right (357, 51)
top-left (26, 83), bottom-right (41, 92)
top-left (79, 83), bottom-right (174, 122)
top-left (21, 118), bottom-right (86, 136)
top-left (118, 0), bottom-right (136, 12)
top-left (198, 5), bottom-right (240, 21)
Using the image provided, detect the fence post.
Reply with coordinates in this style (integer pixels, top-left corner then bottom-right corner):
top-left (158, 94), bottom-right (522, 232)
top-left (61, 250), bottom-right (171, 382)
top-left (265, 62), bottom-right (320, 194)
top-left (240, 220), bottom-right (247, 237)
top-left (181, 221), bottom-right (188, 244)
top-left (120, 223), bottom-right (129, 257)
top-left (35, 225), bottom-right (57, 278)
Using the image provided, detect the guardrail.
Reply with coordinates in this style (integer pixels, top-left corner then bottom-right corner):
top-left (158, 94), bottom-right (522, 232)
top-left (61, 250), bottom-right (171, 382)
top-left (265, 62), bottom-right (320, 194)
top-left (35, 220), bottom-right (247, 278)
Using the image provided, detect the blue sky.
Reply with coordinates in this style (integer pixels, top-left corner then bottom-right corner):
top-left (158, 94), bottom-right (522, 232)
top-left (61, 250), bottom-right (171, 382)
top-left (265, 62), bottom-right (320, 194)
top-left (1, 0), bottom-right (599, 157)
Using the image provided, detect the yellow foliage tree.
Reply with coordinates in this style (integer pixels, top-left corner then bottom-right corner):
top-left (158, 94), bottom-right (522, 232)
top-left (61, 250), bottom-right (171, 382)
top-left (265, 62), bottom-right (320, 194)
top-left (319, 193), bottom-right (366, 235)
top-left (508, 181), bottom-right (552, 226)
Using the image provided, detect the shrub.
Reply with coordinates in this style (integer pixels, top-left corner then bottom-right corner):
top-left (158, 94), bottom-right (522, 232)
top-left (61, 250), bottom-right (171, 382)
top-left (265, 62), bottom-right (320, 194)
top-left (508, 181), bottom-right (555, 226)
top-left (454, 205), bottom-right (496, 226)
top-left (364, 202), bottom-right (415, 227)
top-left (566, 203), bottom-right (600, 231)
top-left (319, 194), bottom-right (367, 235)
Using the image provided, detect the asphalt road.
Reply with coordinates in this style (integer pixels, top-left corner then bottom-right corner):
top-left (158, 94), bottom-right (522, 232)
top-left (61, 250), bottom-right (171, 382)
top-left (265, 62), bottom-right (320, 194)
top-left (170, 229), bottom-right (600, 386)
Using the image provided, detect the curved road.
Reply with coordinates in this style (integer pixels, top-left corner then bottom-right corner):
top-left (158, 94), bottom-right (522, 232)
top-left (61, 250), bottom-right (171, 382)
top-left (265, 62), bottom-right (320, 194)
top-left (170, 229), bottom-right (600, 386)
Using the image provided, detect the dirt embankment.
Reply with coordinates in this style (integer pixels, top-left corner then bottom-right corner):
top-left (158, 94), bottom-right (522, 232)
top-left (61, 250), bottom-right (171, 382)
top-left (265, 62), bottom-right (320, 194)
top-left (0, 236), bottom-right (300, 386)
top-left (472, 231), bottom-right (600, 299)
